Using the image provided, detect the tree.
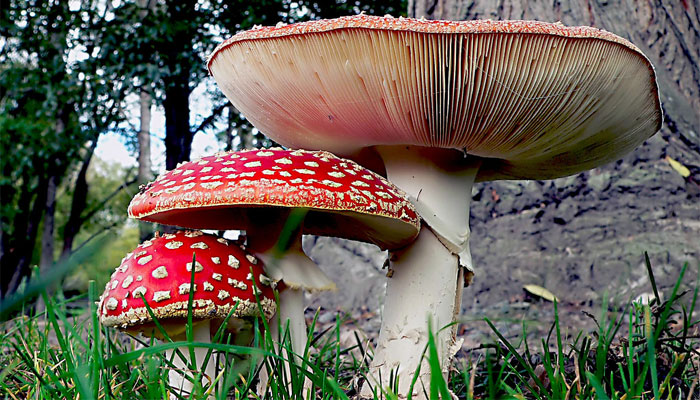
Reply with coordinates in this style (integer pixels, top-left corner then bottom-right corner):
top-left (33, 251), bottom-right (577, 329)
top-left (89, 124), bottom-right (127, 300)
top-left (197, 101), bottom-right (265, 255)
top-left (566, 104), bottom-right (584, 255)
top-left (0, 0), bottom-right (128, 298)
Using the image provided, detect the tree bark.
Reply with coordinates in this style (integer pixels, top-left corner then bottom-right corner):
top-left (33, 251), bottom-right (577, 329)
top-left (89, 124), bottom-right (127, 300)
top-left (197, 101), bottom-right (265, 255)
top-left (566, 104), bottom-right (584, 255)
top-left (60, 140), bottom-right (97, 262)
top-left (35, 172), bottom-right (58, 313)
top-left (1, 175), bottom-right (47, 298)
top-left (138, 89), bottom-right (153, 241)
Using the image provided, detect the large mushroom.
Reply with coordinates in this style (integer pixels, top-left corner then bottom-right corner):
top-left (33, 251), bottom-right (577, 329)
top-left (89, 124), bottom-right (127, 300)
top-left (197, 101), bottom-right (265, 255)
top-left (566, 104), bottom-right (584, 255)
top-left (207, 15), bottom-right (662, 398)
top-left (128, 148), bottom-right (420, 392)
top-left (99, 230), bottom-right (275, 398)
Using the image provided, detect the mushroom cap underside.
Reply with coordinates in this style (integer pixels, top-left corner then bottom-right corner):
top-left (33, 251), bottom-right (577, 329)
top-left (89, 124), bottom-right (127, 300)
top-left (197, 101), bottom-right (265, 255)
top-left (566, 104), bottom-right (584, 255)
top-left (129, 148), bottom-right (420, 250)
top-left (208, 15), bottom-right (662, 181)
top-left (99, 230), bottom-right (276, 330)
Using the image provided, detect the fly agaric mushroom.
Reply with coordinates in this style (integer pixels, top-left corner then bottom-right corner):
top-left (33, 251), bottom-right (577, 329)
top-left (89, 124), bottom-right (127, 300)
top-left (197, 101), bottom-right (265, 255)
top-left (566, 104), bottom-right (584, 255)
top-left (128, 148), bottom-right (420, 392)
top-left (207, 15), bottom-right (662, 398)
top-left (99, 230), bottom-right (275, 398)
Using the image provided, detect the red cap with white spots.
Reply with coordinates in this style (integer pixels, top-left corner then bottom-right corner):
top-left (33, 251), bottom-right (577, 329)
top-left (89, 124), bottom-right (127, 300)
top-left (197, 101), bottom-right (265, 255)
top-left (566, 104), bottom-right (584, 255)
top-left (207, 15), bottom-right (661, 181)
top-left (128, 148), bottom-right (420, 250)
top-left (98, 230), bottom-right (276, 330)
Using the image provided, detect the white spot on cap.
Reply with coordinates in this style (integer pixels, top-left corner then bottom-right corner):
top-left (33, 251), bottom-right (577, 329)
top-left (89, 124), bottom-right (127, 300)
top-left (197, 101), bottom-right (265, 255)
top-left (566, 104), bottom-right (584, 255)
top-left (328, 172), bottom-right (345, 178)
top-left (256, 151), bottom-right (274, 157)
top-left (140, 240), bottom-right (153, 248)
top-left (152, 266), bottom-right (168, 279)
top-left (121, 276), bottom-right (134, 289)
top-left (163, 180), bottom-right (177, 187)
top-left (201, 166), bottom-right (213, 173)
top-left (304, 161), bottom-right (319, 168)
top-left (186, 261), bottom-right (204, 272)
top-left (135, 251), bottom-right (147, 258)
top-left (221, 167), bottom-right (236, 172)
top-left (200, 181), bottom-right (223, 189)
top-left (179, 283), bottom-right (196, 294)
top-left (137, 255), bottom-right (153, 265)
top-left (185, 231), bottom-right (203, 237)
top-left (259, 274), bottom-right (273, 286)
top-left (228, 278), bottom-right (247, 291)
top-left (322, 180), bottom-right (342, 188)
top-left (183, 170), bottom-right (195, 176)
top-left (183, 183), bottom-right (196, 190)
top-left (217, 290), bottom-right (230, 300)
top-left (244, 161), bottom-right (262, 168)
top-left (262, 169), bottom-right (275, 175)
top-left (153, 290), bottom-right (171, 302)
top-left (239, 172), bottom-right (255, 178)
top-left (279, 171), bottom-right (292, 177)
top-left (245, 254), bottom-right (258, 264)
top-left (122, 299), bottom-right (127, 309)
top-left (197, 160), bottom-right (209, 165)
top-left (352, 180), bottom-right (370, 187)
top-left (295, 169), bottom-right (315, 175)
top-left (133, 286), bottom-right (147, 298)
top-left (275, 157), bottom-right (292, 165)
top-left (290, 178), bottom-right (303, 184)
top-left (163, 234), bottom-right (176, 239)
top-left (203, 282), bottom-right (214, 291)
top-left (105, 298), bottom-right (118, 311)
top-left (211, 256), bottom-right (221, 264)
top-left (246, 272), bottom-right (253, 281)
top-left (228, 255), bottom-right (239, 269)
top-left (212, 273), bottom-right (223, 281)
top-left (362, 174), bottom-right (375, 180)
top-left (136, 275), bottom-right (143, 281)
top-left (191, 242), bottom-right (209, 250)
top-left (182, 176), bottom-right (195, 182)
top-left (111, 280), bottom-right (118, 290)
top-left (165, 241), bottom-right (183, 249)
top-left (216, 238), bottom-right (229, 245)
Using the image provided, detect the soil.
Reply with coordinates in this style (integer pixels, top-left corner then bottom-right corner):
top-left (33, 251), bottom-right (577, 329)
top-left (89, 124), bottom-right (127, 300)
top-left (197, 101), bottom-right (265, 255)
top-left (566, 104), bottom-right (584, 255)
top-left (304, 126), bottom-right (700, 355)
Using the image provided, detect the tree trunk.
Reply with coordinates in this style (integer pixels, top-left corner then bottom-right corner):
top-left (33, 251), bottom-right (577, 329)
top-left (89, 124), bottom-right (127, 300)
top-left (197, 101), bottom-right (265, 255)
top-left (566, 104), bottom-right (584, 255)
top-left (138, 89), bottom-right (154, 241)
top-left (1, 175), bottom-right (46, 298)
top-left (35, 172), bottom-right (58, 313)
top-left (60, 140), bottom-right (97, 262)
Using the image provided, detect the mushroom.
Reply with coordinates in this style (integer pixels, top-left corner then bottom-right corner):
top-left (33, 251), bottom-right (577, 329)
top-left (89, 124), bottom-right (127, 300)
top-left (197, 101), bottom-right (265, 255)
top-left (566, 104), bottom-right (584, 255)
top-left (128, 148), bottom-right (420, 393)
top-left (98, 230), bottom-right (275, 398)
top-left (206, 15), bottom-right (662, 398)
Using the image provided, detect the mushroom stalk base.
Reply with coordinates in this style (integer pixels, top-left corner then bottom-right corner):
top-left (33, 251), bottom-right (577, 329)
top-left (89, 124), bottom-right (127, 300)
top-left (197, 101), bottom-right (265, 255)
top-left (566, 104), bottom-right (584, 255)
top-left (258, 288), bottom-right (313, 397)
top-left (165, 320), bottom-right (217, 399)
top-left (362, 146), bottom-right (478, 399)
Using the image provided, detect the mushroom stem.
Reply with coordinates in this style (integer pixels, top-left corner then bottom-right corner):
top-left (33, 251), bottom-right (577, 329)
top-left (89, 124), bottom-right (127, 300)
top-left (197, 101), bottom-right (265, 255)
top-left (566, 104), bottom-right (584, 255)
top-left (166, 319), bottom-right (217, 399)
top-left (362, 146), bottom-right (479, 399)
top-left (249, 229), bottom-right (332, 398)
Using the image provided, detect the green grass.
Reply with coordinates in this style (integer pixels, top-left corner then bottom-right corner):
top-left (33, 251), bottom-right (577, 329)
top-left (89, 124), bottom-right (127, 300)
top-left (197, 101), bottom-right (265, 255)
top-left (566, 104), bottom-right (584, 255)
top-left (1, 253), bottom-right (698, 399)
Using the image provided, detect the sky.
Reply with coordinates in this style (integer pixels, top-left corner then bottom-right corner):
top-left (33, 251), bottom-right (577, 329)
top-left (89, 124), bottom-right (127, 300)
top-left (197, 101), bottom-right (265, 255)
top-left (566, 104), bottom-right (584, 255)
top-left (94, 79), bottom-right (226, 175)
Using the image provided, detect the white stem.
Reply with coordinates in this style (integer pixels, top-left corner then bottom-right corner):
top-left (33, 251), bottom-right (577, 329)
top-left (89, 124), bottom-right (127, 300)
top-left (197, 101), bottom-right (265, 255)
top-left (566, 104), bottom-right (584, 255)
top-left (257, 289), bottom-right (313, 398)
top-left (362, 146), bottom-right (478, 399)
top-left (166, 320), bottom-right (217, 399)
top-left (253, 239), bottom-right (326, 399)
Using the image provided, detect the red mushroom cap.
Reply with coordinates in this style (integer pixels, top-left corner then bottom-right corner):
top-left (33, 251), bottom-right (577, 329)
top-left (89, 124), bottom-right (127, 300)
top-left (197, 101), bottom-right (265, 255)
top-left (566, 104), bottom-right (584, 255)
top-left (208, 15), bottom-right (661, 181)
top-left (128, 148), bottom-right (419, 250)
top-left (98, 230), bottom-right (276, 331)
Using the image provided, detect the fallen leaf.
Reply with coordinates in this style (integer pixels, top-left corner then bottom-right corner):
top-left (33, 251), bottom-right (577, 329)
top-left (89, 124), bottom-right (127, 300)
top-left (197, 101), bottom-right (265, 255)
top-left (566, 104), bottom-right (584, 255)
top-left (523, 284), bottom-right (559, 302)
top-left (666, 156), bottom-right (691, 178)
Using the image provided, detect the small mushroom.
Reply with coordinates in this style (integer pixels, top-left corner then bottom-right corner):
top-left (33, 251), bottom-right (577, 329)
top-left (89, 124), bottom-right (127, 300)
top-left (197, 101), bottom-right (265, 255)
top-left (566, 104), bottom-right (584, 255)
top-left (129, 149), bottom-right (420, 394)
top-left (128, 148), bottom-right (420, 395)
top-left (207, 15), bottom-right (662, 398)
top-left (99, 230), bottom-right (275, 398)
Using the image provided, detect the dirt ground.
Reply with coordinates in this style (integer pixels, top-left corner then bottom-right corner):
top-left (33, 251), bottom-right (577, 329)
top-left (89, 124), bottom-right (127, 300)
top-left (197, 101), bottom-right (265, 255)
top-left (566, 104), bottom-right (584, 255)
top-left (304, 129), bottom-right (700, 355)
